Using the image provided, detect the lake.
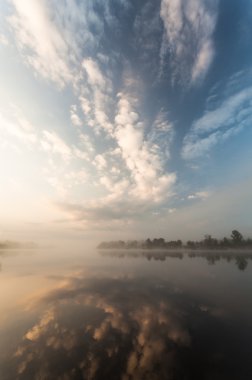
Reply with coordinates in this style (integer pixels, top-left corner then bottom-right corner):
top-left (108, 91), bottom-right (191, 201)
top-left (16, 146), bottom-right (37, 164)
top-left (0, 248), bottom-right (252, 379)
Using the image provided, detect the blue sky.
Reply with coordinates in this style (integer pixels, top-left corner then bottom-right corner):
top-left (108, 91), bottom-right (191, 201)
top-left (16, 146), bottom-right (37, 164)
top-left (0, 0), bottom-right (252, 243)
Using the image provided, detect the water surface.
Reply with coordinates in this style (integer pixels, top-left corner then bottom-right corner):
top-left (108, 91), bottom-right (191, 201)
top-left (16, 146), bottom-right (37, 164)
top-left (0, 248), bottom-right (252, 379)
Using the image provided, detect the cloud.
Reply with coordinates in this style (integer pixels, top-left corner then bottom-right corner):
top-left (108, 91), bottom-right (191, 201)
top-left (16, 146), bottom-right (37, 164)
top-left (8, 0), bottom-right (74, 87)
top-left (0, 110), bottom-right (37, 149)
top-left (7, 0), bottom-right (115, 88)
top-left (41, 131), bottom-right (72, 161)
top-left (182, 85), bottom-right (252, 159)
top-left (93, 154), bottom-right (107, 171)
top-left (70, 105), bottom-right (82, 127)
top-left (79, 133), bottom-right (95, 155)
top-left (190, 87), bottom-right (252, 134)
top-left (114, 93), bottom-right (176, 203)
top-left (0, 33), bottom-right (9, 46)
top-left (148, 109), bottom-right (174, 160)
top-left (81, 57), bottom-right (114, 134)
top-left (5, 0), bottom-right (180, 228)
top-left (79, 96), bottom-right (91, 115)
top-left (191, 39), bottom-right (215, 83)
top-left (82, 58), bottom-right (108, 90)
top-left (0, 104), bottom-right (95, 204)
top-left (56, 90), bottom-right (176, 227)
top-left (160, 0), bottom-right (218, 84)
top-left (187, 191), bottom-right (210, 200)
top-left (54, 78), bottom-right (176, 227)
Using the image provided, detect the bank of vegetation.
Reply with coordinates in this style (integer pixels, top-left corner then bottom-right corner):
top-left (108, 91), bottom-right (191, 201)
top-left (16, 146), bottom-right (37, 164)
top-left (98, 230), bottom-right (252, 250)
top-left (0, 241), bottom-right (37, 249)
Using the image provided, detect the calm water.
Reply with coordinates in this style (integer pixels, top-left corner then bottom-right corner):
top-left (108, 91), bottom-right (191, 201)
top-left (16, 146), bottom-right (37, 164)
top-left (0, 248), bottom-right (252, 380)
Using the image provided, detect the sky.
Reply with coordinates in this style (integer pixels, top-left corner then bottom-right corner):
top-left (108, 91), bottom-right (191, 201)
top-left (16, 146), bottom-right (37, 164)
top-left (0, 0), bottom-right (252, 244)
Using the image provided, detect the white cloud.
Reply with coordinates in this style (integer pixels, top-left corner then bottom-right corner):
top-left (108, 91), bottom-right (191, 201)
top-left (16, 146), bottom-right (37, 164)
top-left (82, 58), bottom-right (107, 90)
top-left (0, 104), bottom-right (98, 208)
top-left (160, 0), bottom-right (218, 84)
top-left (168, 208), bottom-right (176, 214)
top-left (46, 169), bottom-right (89, 199)
top-left (192, 87), bottom-right (252, 134)
top-left (182, 86), bottom-right (252, 159)
top-left (3, 0), bottom-right (180, 227)
top-left (191, 40), bottom-right (215, 83)
top-left (70, 105), bottom-right (82, 127)
top-left (57, 91), bottom-right (176, 226)
top-left (42, 131), bottom-right (72, 161)
top-left (187, 191), bottom-right (210, 200)
top-left (0, 33), bottom-right (9, 46)
top-left (7, 0), bottom-right (113, 89)
top-left (0, 108), bottom-right (38, 149)
top-left (148, 110), bottom-right (174, 160)
top-left (79, 133), bottom-right (95, 154)
top-left (114, 93), bottom-right (176, 203)
top-left (81, 57), bottom-right (114, 134)
top-left (79, 96), bottom-right (91, 115)
top-left (182, 130), bottom-right (219, 160)
top-left (8, 0), bottom-right (74, 87)
top-left (93, 154), bottom-right (107, 171)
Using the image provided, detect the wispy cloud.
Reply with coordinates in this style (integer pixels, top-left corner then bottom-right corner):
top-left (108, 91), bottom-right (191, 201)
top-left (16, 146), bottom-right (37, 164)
top-left (70, 105), bottom-right (82, 127)
top-left (0, 106), bottom-right (38, 149)
top-left (148, 109), bottom-right (174, 160)
top-left (187, 191), bottom-right (210, 200)
top-left (41, 131), bottom-right (72, 162)
top-left (0, 104), bottom-right (95, 202)
top-left (7, 0), bottom-right (112, 88)
top-left (160, 0), bottom-right (218, 85)
top-left (8, 0), bottom-right (74, 87)
top-left (182, 84), bottom-right (252, 160)
top-left (81, 57), bottom-right (114, 134)
top-left (0, 32), bottom-right (9, 46)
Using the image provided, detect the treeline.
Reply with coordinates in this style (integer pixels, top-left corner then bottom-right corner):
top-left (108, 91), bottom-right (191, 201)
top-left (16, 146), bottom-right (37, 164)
top-left (0, 240), bottom-right (37, 249)
top-left (97, 230), bottom-right (252, 250)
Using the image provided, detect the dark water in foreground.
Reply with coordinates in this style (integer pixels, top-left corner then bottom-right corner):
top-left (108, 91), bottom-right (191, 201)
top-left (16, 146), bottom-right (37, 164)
top-left (0, 248), bottom-right (252, 380)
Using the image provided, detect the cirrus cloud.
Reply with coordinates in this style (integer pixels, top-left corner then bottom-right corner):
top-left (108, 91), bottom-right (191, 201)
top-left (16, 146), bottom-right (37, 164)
top-left (160, 0), bottom-right (218, 84)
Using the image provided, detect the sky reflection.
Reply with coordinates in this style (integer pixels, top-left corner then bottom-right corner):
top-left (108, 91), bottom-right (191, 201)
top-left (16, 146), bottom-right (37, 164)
top-left (1, 250), bottom-right (252, 379)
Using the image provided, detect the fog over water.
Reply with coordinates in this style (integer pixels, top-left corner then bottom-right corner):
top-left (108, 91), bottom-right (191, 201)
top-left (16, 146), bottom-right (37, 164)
top-left (0, 248), bottom-right (252, 380)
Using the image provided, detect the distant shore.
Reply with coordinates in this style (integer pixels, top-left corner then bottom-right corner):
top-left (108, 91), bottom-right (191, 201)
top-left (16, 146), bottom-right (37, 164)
top-left (98, 247), bottom-right (252, 253)
top-left (0, 241), bottom-right (37, 250)
top-left (97, 231), bottom-right (252, 251)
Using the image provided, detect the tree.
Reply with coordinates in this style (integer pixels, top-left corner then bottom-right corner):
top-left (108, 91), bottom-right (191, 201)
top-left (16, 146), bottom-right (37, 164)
top-left (221, 237), bottom-right (230, 247)
top-left (187, 240), bottom-right (196, 249)
top-left (145, 238), bottom-right (152, 248)
top-left (176, 240), bottom-right (182, 247)
top-left (231, 230), bottom-right (243, 245)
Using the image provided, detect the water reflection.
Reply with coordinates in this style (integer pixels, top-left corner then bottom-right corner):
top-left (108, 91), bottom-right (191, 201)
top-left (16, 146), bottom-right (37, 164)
top-left (100, 250), bottom-right (252, 270)
top-left (2, 275), bottom-right (191, 380)
top-left (1, 267), bottom-right (252, 380)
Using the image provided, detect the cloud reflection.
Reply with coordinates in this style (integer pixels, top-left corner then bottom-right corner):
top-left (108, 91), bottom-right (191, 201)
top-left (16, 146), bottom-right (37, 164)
top-left (3, 274), bottom-right (193, 380)
top-left (2, 265), bottom-right (252, 380)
